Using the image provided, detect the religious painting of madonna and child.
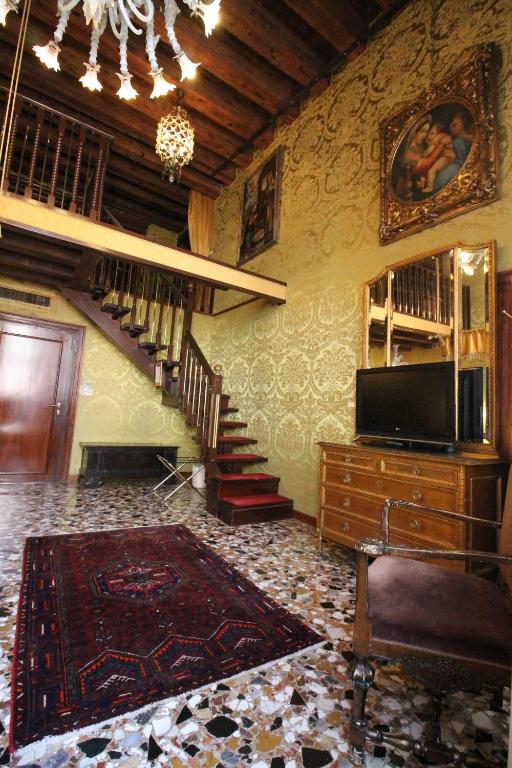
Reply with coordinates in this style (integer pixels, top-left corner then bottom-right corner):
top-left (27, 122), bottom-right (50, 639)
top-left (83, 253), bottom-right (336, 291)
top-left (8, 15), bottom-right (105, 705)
top-left (238, 147), bottom-right (283, 265)
top-left (379, 43), bottom-right (499, 246)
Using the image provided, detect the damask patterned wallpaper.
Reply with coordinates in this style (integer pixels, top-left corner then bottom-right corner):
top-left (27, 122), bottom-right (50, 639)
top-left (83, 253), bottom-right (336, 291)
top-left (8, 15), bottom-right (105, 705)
top-left (0, 277), bottom-right (196, 476)
top-left (200, 0), bottom-right (512, 517)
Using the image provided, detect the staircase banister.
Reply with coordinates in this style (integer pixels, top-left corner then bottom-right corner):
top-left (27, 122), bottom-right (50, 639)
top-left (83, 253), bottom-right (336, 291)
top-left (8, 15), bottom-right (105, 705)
top-left (183, 330), bottom-right (216, 380)
top-left (0, 86), bottom-right (115, 141)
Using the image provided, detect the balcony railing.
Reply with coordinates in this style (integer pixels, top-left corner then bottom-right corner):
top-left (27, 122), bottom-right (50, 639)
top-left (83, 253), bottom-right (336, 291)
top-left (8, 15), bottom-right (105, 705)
top-left (1, 89), bottom-right (113, 221)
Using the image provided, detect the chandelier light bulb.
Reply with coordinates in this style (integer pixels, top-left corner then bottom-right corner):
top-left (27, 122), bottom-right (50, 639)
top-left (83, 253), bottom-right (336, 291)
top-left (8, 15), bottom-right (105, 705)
top-left (197, 0), bottom-right (220, 37)
top-left (79, 62), bottom-right (103, 91)
top-left (0, 0), bottom-right (19, 27)
top-left (33, 40), bottom-right (61, 71)
top-left (176, 51), bottom-right (200, 81)
top-left (116, 72), bottom-right (138, 100)
top-left (149, 68), bottom-right (176, 98)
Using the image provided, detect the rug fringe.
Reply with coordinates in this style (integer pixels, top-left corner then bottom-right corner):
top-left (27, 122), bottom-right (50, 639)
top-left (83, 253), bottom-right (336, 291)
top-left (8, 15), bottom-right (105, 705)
top-left (13, 640), bottom-right (328, 757)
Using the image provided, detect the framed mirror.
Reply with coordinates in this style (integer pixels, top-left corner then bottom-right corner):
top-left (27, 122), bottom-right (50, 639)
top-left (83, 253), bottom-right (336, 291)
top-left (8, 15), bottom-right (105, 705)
top-left (363, 241), bottom-right (496, 455)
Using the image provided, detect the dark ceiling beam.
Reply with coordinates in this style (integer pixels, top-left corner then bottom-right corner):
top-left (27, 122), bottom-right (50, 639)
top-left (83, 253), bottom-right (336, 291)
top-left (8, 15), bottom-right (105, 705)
top-left (0, 250), bottom-right (75, 279)
top-left (0, 231), bottom-right (81, 266)
top-left (101, 194), bottom-right (186, 233)
top-left (106, 155), bottom-right (191, 208)
top-left (0, 264), bottom-right (69, 287)
top-left (218, 0), bottom-right (330, 85)
top-left (279, 0), bottom-right (366, 52)
top-left (167, 12), bottom-right (300, 113)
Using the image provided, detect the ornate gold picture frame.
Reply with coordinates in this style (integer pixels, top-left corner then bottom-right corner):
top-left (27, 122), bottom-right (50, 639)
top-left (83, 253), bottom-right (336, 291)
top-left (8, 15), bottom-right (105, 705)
top-left (238, 146), bottom-right (283, 265)
top-left (379, 44), bottom-right (499, 246)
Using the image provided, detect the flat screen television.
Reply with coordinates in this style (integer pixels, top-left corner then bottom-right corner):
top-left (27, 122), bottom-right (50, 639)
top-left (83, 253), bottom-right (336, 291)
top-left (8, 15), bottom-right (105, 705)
top-left (356, 361), bottom-right (456, 447)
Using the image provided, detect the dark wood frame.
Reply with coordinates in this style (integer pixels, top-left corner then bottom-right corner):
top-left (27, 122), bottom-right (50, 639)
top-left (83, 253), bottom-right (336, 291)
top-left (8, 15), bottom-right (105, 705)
top-left (0, 311), bottom-right (84, 482)
top-left (379, 43), bottom-right (499, 246)
top-left (238, 146), bottom-right (283, 265)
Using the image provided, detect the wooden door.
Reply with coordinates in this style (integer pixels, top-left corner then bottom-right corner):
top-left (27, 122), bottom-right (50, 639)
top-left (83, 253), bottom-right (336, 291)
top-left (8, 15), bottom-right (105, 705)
top-left (0, 312), bottom-right (83, 482)
top-left (498, 271), bottom-right (512, 461)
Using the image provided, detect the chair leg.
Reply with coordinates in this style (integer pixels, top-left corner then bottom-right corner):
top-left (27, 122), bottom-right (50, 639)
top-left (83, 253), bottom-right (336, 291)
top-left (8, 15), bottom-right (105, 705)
top-left (348, 656), bottom-right (375, 766)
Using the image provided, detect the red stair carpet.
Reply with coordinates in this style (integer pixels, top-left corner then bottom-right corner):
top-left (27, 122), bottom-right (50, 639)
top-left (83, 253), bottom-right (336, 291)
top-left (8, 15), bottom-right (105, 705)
top-left (11, 525), bottom-right (322, 750)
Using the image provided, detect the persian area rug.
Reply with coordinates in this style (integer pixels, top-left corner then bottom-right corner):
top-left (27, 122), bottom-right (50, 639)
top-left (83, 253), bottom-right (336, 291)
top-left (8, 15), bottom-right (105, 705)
top-left (11, 524), bottom-right (322, 749)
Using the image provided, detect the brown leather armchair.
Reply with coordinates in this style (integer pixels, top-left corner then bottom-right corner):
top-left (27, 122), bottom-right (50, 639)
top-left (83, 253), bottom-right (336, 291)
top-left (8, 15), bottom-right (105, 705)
top-left (348, 481), bottom-right (512, 767)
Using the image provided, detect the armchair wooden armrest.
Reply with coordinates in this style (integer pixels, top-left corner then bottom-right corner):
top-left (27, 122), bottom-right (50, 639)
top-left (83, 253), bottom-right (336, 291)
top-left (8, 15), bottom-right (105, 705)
top-left (380, 496), bottom-right (501, 543)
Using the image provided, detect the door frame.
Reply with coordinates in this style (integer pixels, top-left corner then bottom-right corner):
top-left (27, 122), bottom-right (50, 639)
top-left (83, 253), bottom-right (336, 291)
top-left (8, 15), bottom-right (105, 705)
top-left (0, 311), bottom-right (85, 482)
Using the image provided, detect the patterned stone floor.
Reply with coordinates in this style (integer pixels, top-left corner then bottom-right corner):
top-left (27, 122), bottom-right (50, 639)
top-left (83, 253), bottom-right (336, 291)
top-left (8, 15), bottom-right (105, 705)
top-left (0, 481), bottom-right (509, 768)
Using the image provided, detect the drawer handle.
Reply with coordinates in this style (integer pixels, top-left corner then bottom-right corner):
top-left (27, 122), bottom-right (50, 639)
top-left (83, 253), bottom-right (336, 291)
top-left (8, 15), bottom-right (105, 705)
top-left (409, 519), bottom-right (421, 530)
top-left (341, 521), bottom-right (350, 533)
top-left (342, 497), bottom-right (351, 509)
top-left (342, 473), bottom-right (351, 484)
top-left (413, 467), bottom-right (420, 476)
top-left (413, 490), bottom-right (423, 502)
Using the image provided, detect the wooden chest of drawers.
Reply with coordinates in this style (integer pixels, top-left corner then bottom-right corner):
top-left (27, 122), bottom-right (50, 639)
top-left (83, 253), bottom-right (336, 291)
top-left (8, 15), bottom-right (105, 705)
top-left (318, 443), bottom-right (507, 572)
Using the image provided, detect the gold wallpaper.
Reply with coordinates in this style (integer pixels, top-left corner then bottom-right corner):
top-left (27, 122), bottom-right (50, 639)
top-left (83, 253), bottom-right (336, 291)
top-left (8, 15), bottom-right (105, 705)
top-left (0, 277), bottom-right (196, 476)
top-left (198, 0), bottom-right (512, 518)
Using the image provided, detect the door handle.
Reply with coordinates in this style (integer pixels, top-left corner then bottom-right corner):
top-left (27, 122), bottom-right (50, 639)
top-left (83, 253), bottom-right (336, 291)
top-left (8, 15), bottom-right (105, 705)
top-left (49, 402), bottom-right (62, 415)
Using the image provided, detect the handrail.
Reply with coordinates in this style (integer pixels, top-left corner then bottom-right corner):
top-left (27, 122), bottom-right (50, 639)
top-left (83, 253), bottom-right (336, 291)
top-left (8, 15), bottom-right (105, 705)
top-left (179, 330), bottom-right (222, 473)
top-left (182, 330), bottom-right (214, 378)
top-left (0, 86), bottom-right (115, 140)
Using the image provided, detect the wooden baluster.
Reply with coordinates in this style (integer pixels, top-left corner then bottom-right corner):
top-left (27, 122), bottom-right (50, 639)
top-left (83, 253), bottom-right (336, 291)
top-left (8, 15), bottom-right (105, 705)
top-left (69, 125), bottom-right (87, 213)
top-left (206, 369), bottom-right (222, 473)
top-left (2, 97), bottom-right (22, 191)
top-left (24, 105), bottom-right (45, 198)
top-left (14, 104), bottom-right (32, 195)
top-left (47, 115), bottom-right (67, 208)
top-left (155, 276), bottom-right (165, 350)
top-left (143, 269), bottom-right (152, 333)
top-left (167, 284), bottom-right (177, 362)
top-left (60, 120), bottom-right (74, 208)
top-left (89, 134), bottom-right (107, 220)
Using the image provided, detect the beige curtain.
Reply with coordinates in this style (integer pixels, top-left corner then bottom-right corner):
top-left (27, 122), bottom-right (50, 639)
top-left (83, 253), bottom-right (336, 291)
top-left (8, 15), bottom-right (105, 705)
top-left (188, 190), bottom-right (215, 313)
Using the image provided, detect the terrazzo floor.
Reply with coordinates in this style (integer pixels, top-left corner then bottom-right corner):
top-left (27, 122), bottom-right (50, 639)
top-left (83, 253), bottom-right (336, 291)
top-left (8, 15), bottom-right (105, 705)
top-left (0, 481), bottom-right (509, 768)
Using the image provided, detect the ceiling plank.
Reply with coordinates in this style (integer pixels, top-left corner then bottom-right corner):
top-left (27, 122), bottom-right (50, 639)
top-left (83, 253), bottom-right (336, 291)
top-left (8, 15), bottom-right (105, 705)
top-left (218, 0), bottom-right (330, 85)
top-left (279, 0), bottom-right (366, 52)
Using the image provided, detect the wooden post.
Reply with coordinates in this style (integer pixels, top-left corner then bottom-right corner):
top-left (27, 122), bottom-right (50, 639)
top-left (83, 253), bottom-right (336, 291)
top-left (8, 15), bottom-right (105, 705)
top-left (2, 98), bottom-right (22, 191)
top-left (24, 105), bottom-right (45, 199)
top-left (47, 114), bottom-right (67, 208)
top-left (69, 125), bottom-right (87, 213)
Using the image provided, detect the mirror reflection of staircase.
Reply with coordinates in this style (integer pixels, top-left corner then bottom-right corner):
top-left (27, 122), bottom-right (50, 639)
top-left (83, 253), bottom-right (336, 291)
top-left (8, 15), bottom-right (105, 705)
top-left (61, 258), bottom-right (294, 526)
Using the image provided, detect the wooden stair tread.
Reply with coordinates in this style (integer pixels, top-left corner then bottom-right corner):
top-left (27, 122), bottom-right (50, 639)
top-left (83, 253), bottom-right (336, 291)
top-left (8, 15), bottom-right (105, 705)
top-left (219, 420), bottom-right (248, 429)
top-left (214, 473), bottom-right (278, 481)
top-left (221, 406), bottom-right (239, 414)
top-left (223, 494), bottom-right (292, 507)
top-left (215, 453), bottom-right (267, 462)
top-left (217, 436), bottom-right (257, 445)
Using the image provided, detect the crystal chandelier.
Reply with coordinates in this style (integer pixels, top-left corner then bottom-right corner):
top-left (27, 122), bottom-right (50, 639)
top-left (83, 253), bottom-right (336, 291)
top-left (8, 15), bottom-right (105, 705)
top-left (1, 0), bottom-right (221, 100)
top-left (155, 103), bottom-right (194, 183)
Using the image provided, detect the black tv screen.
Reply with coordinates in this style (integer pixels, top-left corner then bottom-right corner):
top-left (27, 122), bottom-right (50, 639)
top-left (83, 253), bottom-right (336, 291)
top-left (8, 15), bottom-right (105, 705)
top-left (356, 362), bottom-right (456, 445)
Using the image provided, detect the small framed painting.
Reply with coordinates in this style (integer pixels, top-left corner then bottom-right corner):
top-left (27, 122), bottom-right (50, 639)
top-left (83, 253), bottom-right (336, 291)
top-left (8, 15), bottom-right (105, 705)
top-left (379, 43), bottom-right (499, 245)
top-left (238, 146), bottom-right (283, 265)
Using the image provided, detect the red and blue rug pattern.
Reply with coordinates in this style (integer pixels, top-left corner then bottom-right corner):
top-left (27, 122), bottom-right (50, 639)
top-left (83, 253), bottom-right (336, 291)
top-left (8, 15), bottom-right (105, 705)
top-left (11, 524), bottom-right (322, 749)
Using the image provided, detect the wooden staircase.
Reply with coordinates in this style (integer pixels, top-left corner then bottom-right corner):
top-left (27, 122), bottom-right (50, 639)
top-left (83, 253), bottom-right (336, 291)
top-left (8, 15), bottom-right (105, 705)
top-left (61, 259), bottom-right (294, 526)
top-left (207, 394), bottom-right (293, 526)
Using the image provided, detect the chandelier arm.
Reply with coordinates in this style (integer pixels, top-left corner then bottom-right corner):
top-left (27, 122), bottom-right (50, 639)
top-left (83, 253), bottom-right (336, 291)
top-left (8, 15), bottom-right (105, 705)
top-left (145, 14), bottom-right (159, 72)
top-left (108, 3), bottom-right (122, 39)
top-left (117, 0), bottom-right (143, 35)
top-left (163, 0), bottom-right (182, 55)
top-left (118, 19), bottom-right (130, 73)
top-left (53, 6), bottom-right (72, 43)
top-left (124, 0), bottom-right (154, 24)
top-left (88, 10), bottom-right (107, 65)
